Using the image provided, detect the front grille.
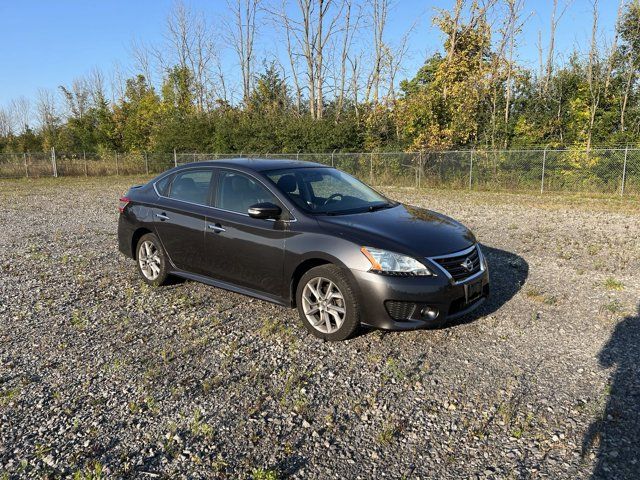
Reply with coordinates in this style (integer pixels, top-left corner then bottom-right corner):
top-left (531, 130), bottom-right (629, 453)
top-left (385, 301), bottom-right (417, 320)
top-left (432, 246), bottom-right (481, 282)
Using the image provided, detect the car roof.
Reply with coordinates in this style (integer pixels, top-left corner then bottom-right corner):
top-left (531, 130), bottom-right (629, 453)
top-left (176, 158), bottom-right (327, 172)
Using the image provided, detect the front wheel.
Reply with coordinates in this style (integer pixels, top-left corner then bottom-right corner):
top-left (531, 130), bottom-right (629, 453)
top-left (136, 233), bottom-right (169, 286)
top-left (296, 265), bottom-right (360, 341)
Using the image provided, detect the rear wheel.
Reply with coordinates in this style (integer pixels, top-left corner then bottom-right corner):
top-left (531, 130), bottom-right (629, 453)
top-left (136, 233), bottom-right (169, 286)
top-left (296, 265), bottom-right (360, 341)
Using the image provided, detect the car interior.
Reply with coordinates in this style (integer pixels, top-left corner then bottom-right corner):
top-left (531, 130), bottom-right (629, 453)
top-left (270, 170), bottom-right (377, 213)
top-left (169, 172), bottom-right (211, 205)
top-left (218, 173), bottom-right (276, 213)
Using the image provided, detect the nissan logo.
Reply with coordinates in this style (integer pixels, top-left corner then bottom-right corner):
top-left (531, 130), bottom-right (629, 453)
top-left (461, 258), bottom-right (474, 272)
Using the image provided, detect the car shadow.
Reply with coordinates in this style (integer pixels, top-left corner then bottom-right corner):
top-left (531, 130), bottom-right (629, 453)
top-left (273, 453), bottom-right (307, 478)
top-left (582, 304), bottom-right (640, 479)
top-left (353, 244), bottom-right (529, 338)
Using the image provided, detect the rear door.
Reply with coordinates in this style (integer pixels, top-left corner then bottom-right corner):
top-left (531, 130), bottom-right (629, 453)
top-left (153, 168), bottom-right (214, 274)
top-left (203, 169), bottom-right (289, 298)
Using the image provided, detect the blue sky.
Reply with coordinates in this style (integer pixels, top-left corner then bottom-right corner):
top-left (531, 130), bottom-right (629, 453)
top-left (0, 0), bottom-right (619, 107)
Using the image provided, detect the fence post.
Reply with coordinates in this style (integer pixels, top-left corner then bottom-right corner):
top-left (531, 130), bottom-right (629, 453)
top-left (469, 150), bottom-right (474, 190)
top-left (370, 152), bottom-right (374, 185)
top-left (331, 149), bottom-right (335, 167)
top-left (541, 147), bottom-right (547, 194)
top-left (174, 148), bottom-right (178, 167)
top-left (83, 151), bottom-right (88, 177)
top-left (621, 145), bottom-right (628, 196)
top-left (23, 153), bottom-right (28, 178)
top-left (418, 152), bottom-right (422, 189)
top-left (116, 152), bottom-right (119, 175)
top-left (51, 147), bottom-right (58, 177)
top-left (297, 151), bottom-right (300, 161)
top-left (144, 152), bottom-right (149, 175)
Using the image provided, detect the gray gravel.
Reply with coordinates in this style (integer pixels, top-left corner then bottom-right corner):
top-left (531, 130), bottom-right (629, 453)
top-left (0, 178), bottom-right (639, 479)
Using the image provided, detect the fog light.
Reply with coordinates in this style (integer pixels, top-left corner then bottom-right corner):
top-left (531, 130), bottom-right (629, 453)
top-left (420, 306), bottom-right (439, 320)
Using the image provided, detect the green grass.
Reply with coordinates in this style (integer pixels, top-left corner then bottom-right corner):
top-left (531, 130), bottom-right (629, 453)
top-left (376, 420), bottom-right (405, 445)
top-left (190, 409), bottom-right (215, 440)
top-left (601, 300), bottom-right (624, 314)
top-left (251, 467), bottom-right (279, 480)
top-left (603, 277), bottom-right (625, 290)
top-left (525, 287), bottom-right (558, 305)
top-left (70, 309), bottom-right (88, 329)
top-left (72, 462), bottom-right (104, 480)
top-left (0, 388), bottom-right (19, 406)
top-left (587, 244), bottom-right (602, 256)
top-left (384, 358), bottom-right (407, 381)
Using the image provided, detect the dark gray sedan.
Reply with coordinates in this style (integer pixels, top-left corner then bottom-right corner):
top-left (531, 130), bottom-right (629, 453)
top-left (118, 158), bottom-right (489, 341)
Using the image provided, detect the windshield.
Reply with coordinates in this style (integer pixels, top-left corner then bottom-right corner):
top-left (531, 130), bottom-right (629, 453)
top-left (265, 167), bottom-right (394, 215)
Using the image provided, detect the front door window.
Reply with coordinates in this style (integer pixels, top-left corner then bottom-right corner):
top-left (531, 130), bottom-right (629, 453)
top-left (216, 171), bottom-right (278, 214)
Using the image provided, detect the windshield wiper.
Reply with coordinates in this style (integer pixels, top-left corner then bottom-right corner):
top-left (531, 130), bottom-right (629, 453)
top-left (314, 209), bottom-right (360, 216)
top-left (368, 202), bottom-right (393, 212)
top-left (313, 202), bottom-right (395, 216)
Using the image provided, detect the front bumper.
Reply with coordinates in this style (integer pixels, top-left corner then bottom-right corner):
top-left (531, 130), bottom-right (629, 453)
top-left (351, 267), bottom-right (490, 330)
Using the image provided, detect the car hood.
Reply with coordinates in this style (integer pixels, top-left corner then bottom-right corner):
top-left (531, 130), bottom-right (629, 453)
top-left (315, 204), bottom-right (476, 257)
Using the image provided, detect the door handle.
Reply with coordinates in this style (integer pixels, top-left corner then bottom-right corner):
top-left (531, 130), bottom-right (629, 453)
top-left (155, 213), bottom-right (170, 221)
top-left (208, 224), bottom-right (226, 233)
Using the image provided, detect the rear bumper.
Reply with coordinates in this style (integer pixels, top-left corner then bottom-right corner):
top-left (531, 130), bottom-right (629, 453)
top-left (351, 268), bottom-right (490, 330)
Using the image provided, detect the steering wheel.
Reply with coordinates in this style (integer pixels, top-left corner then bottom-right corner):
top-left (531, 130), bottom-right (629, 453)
top-left (322, 193), bottom-right (344, 206)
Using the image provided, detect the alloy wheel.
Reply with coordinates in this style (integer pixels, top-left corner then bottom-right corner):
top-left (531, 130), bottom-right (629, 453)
top-left (138, 240), bottom-right (161, 280)
top-left (301, 276), bottom-right (346, 334)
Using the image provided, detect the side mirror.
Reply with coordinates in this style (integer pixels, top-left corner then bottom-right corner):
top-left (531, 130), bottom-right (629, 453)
top-left (247, 202), bottom-right (282, 219)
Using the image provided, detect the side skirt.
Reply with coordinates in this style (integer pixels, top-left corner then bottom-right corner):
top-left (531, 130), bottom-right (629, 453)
top-left (169, 269), bottom-right (290, 308)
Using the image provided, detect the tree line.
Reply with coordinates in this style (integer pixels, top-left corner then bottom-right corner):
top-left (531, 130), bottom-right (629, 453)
top-left (1, 0), bottom-right (639, 156)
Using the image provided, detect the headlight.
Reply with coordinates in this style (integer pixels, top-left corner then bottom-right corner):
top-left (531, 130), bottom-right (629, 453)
top-left (360, 247), bottom-right (434, 276)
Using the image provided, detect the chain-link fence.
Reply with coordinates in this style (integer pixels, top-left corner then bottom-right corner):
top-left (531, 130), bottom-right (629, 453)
top-left (1, 148), bottom-right (638, 196)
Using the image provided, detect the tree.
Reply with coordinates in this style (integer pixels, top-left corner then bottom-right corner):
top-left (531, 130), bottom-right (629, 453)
top-left (248, 63), bottom-right (293, 115)
top-left (397, 4), bottom-right (493, 149)
top-left (9, 96), bottom-right (31, 135)
top-left (618, 0), bottom-right (640, 135)
top-left (59, 79), bottom-right (95, 151)
top-left (365, 0), bottom-right (389, 105)
top-left (226, 0), bottom-right (261, 104)
top-left (35, 89), bottom-right (60, 151)
top-left (544, 0), bottom-right (572, 94)
top-left (113, 75), bottom-right (161, 152)
top-left (271, 0), bottom-right (345, 119)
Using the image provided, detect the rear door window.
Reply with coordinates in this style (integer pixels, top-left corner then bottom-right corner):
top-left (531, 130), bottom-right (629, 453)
top-left (168, 170), bottom-right (213, 205)
top-left (155, 174), bottom-right (173, 196)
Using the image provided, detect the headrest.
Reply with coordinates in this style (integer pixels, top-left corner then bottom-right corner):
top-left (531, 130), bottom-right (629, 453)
top-left (230, 175), bottom-right (252, 192)
top-left (276, 174), bottom-right (297, 193)
top-left (174, 176), bottom-right (196, 192)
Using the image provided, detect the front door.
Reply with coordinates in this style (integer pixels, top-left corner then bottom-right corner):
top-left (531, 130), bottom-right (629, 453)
top-left (203, 170), bottom-right (289, 298)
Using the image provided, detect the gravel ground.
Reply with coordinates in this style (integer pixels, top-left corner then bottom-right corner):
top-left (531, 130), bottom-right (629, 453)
top-left (0, 177), bottom-right (638, 479)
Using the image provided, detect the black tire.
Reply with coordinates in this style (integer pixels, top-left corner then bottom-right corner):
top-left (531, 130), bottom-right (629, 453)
top-left (296, 264), bottom-right (360, 341)
top-left (135, 233), bottom-right (170, 286)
